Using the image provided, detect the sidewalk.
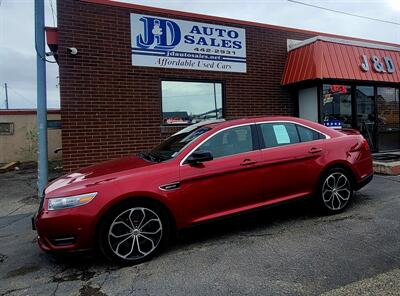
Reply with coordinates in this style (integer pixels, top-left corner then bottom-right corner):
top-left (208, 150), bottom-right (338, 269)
top-left (373, 152), bottom-right (400, 175)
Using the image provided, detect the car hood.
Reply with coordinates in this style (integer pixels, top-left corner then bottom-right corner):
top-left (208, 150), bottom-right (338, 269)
top-left (45, 156), bottom-right (154, 197)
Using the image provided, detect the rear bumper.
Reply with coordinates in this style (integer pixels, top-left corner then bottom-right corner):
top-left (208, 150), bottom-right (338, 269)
top-left (354, 173), bottom-right (373, 191)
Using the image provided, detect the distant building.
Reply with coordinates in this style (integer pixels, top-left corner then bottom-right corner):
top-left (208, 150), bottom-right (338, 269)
top-left (0, 109), bottom-right (61, 163)
top-left (162, 111), bottom-right (190, 124)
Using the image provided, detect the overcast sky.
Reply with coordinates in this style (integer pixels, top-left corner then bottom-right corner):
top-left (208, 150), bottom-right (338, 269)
top-left (0, 0), bottom-right (399, 109)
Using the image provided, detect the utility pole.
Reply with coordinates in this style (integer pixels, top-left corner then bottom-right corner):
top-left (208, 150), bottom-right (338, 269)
top-left (4, 83), bottom-right (8, 109)
top-left (35, 0), bottom-right (48, 200)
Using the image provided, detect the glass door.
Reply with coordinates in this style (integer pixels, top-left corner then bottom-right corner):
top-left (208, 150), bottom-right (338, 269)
top-left (377, 87), bottom-right (400, 151)
top-left (356, 86), bottom-right (377, 151)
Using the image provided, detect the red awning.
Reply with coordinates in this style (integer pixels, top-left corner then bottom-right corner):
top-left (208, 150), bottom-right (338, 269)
top-left (282, 36), bottom-right (400, 85)
top-left (44, 27), bottom-right (58, 64)
top-left (45, 27), bottom-right (58, 45)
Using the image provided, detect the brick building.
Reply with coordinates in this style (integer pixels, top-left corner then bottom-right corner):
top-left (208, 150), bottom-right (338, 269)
top-left (53, 0), bottom-right (400, 171)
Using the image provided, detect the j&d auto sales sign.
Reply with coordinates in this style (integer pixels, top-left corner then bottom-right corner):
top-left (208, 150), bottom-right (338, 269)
top-left (130, 13), bottom-right (247, 73)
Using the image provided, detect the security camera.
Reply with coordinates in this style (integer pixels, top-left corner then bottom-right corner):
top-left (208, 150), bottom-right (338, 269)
top-left (67, 47), bottom-right (78, 55)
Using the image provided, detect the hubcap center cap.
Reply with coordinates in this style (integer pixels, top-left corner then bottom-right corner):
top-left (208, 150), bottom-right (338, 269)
top-left (132, 229), bottom-right (140, 235)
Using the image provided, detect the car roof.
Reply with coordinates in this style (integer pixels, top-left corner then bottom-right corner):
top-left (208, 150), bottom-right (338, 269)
top-left (202, 116), bottom-right (302, 128)
top-left (202, 116), bottom-right (341, 138)
top-left (173, 119), bottom-right (226, 135)
top-left (172, 116), bottom-right (341, 139)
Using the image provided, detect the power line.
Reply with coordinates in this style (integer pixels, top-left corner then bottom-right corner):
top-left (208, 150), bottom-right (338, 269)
top-left (5, 85), bottom-right (36, 107)
top-left (287, 0), bottom-right (400, 26)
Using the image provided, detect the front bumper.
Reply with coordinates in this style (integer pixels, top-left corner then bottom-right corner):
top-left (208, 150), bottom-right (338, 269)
top-left (31, 215), bottom-right (36, 230)
top-left (33, 202), bottom-right (97, 253)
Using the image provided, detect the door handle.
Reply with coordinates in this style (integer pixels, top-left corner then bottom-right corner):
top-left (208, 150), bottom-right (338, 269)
top-left (240, 158), bottom-right (257, 166)
top-left (308, 147), bottom-right (323, 154)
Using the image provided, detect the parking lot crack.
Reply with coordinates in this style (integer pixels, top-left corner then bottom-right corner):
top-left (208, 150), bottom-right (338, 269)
top-left (79, 283), bottom-right (107, 296)
top-left (238, 231), bottom-right (276, 238)
top-left (0, 287), bottom-right (28, 296)
top-left (51, 282), bottom-right (60, 296)
top-left (5, 204), bottom-right (25, 217)
top-left (0, 213), bottom-right (32, 230)
top-left (380, 176), bottom-right (400, 184)
top-left (99, 270), bottom-right (111, 289)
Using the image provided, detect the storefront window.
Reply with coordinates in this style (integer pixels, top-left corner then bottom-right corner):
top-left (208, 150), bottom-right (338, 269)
top-left (161, 81), bottom-right (223, 125)
top-left (377, 87), bottom-right (400, 151)
top-left (356, 86), bottom-right (376, 150)
top-left (321, 84), bottom-right (352, 128)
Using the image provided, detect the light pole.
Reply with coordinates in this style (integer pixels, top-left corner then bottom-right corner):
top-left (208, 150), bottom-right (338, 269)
top-left (35, 0), bottom-right (48, 200)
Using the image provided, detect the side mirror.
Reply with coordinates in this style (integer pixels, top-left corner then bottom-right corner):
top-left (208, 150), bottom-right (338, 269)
top-left (186, 151), bottom-right (213, 165)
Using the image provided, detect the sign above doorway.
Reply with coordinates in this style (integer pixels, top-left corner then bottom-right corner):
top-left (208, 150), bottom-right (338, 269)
top-left (360, 55), bottom-right (396, 73)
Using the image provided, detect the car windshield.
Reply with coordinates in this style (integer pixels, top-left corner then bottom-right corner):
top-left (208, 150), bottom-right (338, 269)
top-left (139, 127), bottom-right (211, 162)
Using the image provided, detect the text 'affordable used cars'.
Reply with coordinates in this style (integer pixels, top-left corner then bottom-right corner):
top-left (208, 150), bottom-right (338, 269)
top-left (33, 117), bottom-right (373, 264)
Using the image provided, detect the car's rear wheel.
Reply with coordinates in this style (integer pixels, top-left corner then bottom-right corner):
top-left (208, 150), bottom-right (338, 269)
top-left (318, 168), bottom-right (353, 213)
top-left (99, 200), bottom-right (170, 265)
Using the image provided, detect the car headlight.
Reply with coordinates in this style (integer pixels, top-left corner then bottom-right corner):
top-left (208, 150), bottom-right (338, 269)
top-left (48, 192), bottom-right (97, 211)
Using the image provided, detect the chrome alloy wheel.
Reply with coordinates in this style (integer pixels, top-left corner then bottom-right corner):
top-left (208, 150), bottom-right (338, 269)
top-left (108, 207), bottom-right (163, 260)
top-left (322, 172), bottom-right (352, 211)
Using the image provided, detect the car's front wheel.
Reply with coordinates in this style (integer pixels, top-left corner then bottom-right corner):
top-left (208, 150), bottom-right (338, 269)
top-left (318, 168), bottom-right (353, 213)
top-left (99, 200), bottom-right (170, 265)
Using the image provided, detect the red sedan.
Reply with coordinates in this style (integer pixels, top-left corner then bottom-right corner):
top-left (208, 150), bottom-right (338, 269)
top-left (34, 117), bottom-right (373, 264)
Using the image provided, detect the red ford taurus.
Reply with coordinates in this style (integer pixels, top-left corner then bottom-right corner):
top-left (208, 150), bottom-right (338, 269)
top-left (34, 116), bottom-right (373, 264)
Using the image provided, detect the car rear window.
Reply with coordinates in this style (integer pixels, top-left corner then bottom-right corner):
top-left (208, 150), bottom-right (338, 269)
top-left (297, 125), bottom-right (325, 142)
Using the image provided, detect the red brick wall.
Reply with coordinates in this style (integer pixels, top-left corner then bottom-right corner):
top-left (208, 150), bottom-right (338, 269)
top-left (57, 0), bottom-right (316, 171)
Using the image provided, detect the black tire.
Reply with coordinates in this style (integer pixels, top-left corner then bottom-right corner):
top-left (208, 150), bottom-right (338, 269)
top-left (317, 168), bottom-right (354, 214)
top-left (98, 200), bottom-right (170, 265)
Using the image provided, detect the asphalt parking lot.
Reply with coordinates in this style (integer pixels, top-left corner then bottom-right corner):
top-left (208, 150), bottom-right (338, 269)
top-left (0, 165), bottom-right (399, 296)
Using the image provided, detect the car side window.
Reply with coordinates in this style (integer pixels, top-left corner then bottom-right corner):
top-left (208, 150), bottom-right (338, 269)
top-left (260, 123), bottom-right (299, 148)
top-left (195, 125), bottom-right (253, 159)
top-left (296, 125), bottom-right (325, 142)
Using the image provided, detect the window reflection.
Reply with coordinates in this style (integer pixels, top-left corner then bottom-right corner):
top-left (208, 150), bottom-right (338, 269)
top-left (321, 84), bottom-right (352, 128)
top-left (196, 125), bottom-right (253, 158)
top-left (162, 81), bottom-right (223, 125)
top-left (377, 87), bottom-right (400, 151)
top-left (356, 86), bottom-right (375, 150)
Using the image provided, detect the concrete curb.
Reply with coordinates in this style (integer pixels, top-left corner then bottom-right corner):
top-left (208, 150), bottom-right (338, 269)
top-left (373, 161), bottom-right (400, 175)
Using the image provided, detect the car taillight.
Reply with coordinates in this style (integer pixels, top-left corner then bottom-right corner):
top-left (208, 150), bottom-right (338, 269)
top-left (362, 139), bottom-right (370, 151)
top-left (350, 138), bottom-right (370, 152)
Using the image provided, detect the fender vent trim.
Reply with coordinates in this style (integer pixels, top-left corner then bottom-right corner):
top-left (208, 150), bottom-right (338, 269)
top-left (159, 182), bottom-right (180, 191)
